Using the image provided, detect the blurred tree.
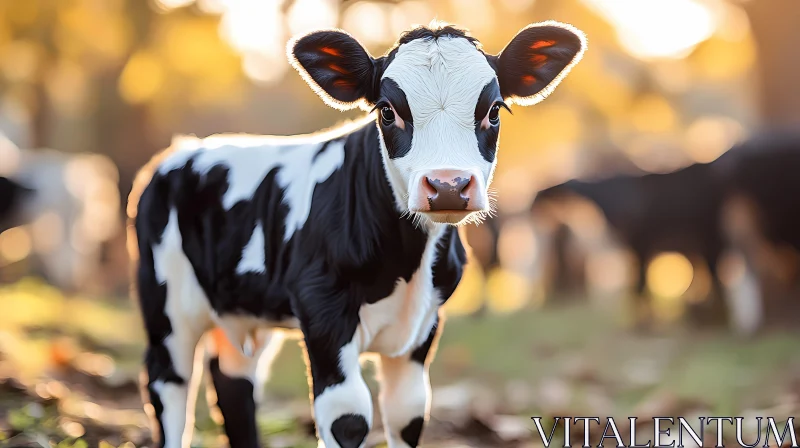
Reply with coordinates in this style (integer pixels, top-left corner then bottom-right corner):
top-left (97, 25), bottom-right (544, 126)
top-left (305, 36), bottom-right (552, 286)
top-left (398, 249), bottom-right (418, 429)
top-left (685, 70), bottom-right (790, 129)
top-left (0, 0), bottom-right (160, 197)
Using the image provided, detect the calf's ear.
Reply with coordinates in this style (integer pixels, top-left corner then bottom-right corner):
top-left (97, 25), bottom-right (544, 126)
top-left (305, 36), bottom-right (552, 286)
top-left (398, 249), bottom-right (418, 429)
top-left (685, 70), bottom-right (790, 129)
top-left (288, 30), bottom-right (380, 111)
top-left (491, 21), bottom-right (586, 106)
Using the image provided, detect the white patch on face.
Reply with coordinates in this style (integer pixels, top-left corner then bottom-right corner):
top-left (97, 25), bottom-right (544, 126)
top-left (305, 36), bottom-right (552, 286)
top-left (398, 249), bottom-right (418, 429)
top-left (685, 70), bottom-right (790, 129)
top-left (158, 135), bottom-right (346, 241)
top-left (236, 222), bottom-right (266, 275)
top-left (313, 340), bottom-right (373, 448)
top-left (378, 37), bottom-right (499, 212)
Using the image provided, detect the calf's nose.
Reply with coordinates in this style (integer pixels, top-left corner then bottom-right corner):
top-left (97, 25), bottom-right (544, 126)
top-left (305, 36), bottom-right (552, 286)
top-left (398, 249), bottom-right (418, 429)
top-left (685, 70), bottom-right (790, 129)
top-left (421, 170), bottom-right (477, 211)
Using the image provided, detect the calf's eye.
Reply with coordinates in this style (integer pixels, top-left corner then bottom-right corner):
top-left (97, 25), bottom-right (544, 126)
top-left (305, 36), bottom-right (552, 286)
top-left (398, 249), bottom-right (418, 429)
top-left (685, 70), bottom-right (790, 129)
top-left (380, 106), bottom-right (395, 126)
top-left (488, 104), bottom-right (501, 126)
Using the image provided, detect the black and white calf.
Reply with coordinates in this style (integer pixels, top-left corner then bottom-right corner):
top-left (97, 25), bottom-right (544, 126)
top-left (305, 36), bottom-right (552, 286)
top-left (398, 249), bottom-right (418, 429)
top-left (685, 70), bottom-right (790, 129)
top-left (130, 22), bottom-right (585, 448)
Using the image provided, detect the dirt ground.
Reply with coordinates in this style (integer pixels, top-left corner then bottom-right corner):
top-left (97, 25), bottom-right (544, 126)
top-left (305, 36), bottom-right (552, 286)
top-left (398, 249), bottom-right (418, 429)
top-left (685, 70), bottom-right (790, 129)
top-left (2, 278), bottom-right (800, 447)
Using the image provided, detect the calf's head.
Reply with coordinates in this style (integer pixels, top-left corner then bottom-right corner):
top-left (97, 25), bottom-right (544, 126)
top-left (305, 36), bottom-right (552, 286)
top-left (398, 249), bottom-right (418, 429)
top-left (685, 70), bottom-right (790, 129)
top-left (289, 22), bottom-right (586, 225)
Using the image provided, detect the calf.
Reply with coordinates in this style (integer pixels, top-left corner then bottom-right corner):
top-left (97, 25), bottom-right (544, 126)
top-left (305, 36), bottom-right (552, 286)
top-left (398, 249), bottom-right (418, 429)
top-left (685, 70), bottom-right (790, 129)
top-left (129, 22), bottom-right (585, 448)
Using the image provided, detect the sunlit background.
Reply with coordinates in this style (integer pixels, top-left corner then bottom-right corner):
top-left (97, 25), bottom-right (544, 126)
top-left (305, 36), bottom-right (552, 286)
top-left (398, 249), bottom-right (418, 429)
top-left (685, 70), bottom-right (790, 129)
top-left (0, 0), bottom-right (799, 446)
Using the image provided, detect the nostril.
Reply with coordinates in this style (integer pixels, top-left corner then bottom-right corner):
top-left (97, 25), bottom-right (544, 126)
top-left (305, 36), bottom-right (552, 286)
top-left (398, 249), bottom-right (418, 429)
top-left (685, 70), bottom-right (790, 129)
top-left (423, 177), bottom-right (438, 195)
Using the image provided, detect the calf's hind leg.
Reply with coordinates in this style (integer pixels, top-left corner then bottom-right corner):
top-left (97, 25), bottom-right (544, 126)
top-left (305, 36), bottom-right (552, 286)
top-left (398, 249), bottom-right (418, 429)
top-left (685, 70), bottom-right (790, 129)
top-left (140, 301), bottom-right (208, 448)
top-left (205, 327), bottom-right (285, 448)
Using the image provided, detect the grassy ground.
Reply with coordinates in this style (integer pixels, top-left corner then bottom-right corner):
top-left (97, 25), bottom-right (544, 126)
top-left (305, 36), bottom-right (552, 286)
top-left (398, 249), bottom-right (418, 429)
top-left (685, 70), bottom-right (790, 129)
top-left (1, 278), bottom-right (800, 447)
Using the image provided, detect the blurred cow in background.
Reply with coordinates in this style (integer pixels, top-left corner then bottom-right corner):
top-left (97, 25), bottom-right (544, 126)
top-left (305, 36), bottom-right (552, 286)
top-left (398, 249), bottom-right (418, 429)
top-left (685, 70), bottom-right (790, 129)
top-left (525, 130), bottom-right (800, 336)
top-left (713, 130), bottom-right (800, 334)
top-left (0, 133), bottom-right (123, 293)
top-left (531, 161), bottom-right (728, 329)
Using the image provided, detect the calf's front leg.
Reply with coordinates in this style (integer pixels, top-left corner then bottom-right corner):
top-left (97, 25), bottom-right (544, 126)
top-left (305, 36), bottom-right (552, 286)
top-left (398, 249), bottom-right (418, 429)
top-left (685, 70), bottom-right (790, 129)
top-left (379, 317), bottom-right (441, 448)
top-left (302, 313), bottom-right (372, 448)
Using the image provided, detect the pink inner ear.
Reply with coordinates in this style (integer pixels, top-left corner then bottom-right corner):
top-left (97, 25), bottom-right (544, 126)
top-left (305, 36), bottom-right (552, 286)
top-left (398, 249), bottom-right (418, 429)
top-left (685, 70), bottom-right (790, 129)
top-left (522, 75), bottom-right (537, 85)
top-left (530, 40), bottom-right (556, 49)
top-left (320, 47), bottom-right (341, 56)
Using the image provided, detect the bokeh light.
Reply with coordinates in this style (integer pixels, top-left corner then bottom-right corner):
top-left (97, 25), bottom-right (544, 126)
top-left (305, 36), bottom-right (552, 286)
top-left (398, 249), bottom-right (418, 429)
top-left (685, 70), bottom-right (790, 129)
top-left (583, 0), bottom-right (717, 59)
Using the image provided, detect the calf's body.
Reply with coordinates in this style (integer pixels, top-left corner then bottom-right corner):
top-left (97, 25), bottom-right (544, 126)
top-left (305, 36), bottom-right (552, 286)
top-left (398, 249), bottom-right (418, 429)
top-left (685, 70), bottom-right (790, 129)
top-left (134, 122), bottom-right (463, 447)
top-left (130, 22), bottom-right (585, 448)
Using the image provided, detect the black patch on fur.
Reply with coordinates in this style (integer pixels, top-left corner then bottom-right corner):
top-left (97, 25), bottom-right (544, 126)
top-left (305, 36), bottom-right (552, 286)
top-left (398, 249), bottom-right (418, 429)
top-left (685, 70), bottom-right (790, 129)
top-left (410, 317), bottom-right (438, 365)
top-left (133, 124), bottom-right (451, 411)
top-left (401, 416), bottom-right (425, 447)
top-left (133, 122), bottom-right (470, 444)
top-left (474, 80), bottom-right (502, 162)
top-left (135, 171), bottom-right (189, 447)
top-left (383, 24), bottom-right (482, 69)
top-left (378, 78), bottom-right (414, 159)
top-left (209, 357), bottom-right (260, 448)
top-left (331, 414), bottom-right (369, 448)
top-left (432, 226), bottom-right (467, 303)
top-left (397, 25), bottom-right (479, 48)
top-left (380, 78), bottom-right (412, 124)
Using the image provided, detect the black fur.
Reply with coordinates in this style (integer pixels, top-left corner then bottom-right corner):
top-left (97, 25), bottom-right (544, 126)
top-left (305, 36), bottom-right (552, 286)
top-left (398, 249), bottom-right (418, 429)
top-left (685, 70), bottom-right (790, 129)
top-left (400, 416), bottom-right (425, 447)
top-left (330, 414), bottom-right (369, 448)
top-left (378, 78), bottom-right (414, 159)
top-left (135, 171), bottom-right (182, 447)
top-left (292, 31), bottom-right (384, 106)
top-left (133, 21), bottom-right (582, 447)
top-left (209, 357), bottom-right (260, 448)
top-left (397, 25), bottom-right (480, 48)
top-left (495, 25), bottom-right (583, 101)
top-left (409, 316), bottom-right (439, 365)
top-left (432, 226), bottom-right (467, 303)
top-left (531, 131), bottom-right (800, 327)
top-left (474, 80), bottom-right (503, 162)
top-left (533, 162), bottom-right (726, 324)
top-left (134, 123), bottom-right (464, 443)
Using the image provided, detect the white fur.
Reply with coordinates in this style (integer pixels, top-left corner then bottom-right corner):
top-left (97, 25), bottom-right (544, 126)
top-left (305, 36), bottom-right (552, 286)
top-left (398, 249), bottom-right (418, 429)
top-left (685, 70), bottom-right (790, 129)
top-left (379, 356), bottom-right (430, 448)
top-left (357, 225), bottom-right (445, 357)
top-left (158, 131), bottom-right (347, 241)
top-left (378, 37), bottom-right (498, 215)
top-left (152, 381), bottom-right (190, 448)
top-left (309, 226), bottom-right (445, 447)
top-left (280, 139), bottom-right (346, 238)
top-left (236, 222), bottom-right (267, 275)
top-left (152, 210), bottom-right (213, 448)
top-left (314, 340), bottom-right (374, 448)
